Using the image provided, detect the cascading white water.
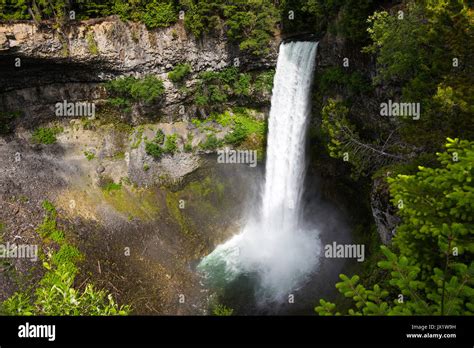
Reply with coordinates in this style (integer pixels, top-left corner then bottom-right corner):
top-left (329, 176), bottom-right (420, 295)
top-left (198, 41), bottom-right (320, 303)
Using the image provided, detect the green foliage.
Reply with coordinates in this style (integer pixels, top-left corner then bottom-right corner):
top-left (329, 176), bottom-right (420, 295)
top-left (223, 0), bottom-right (278, 56)
top-left (0, 0), bottom-right (30, 20)
top-left (181, 0), bottom-right (278, 56)
top-left (316, 140), bottom-right (474, 315)
top-left (194, 67), bottom-right (273, 109)
top-left (168, 63), bottom-right (192, 83)
top-left (1, 201), bottom-right (131, 316)
top-left (320, 99), bottom-right (366, 176)
top-left (195, 67), bottom-right (243, 106)
top-left (84, 151), bottom-right (95, 161)
top-left (223, 126), bottom-right (246, 145)
top-left (51, 244), bottom-right (83, 267)
top-left (142, 1), bottom-right (177, 28)
top-left (106, 75), bottom-right (165, 106)
top-left (254, 70), bottom-right (275, 94)
top-left (321, 98), bottom-right (406, 178)
top-left (163, 134), bottom-right (178, 154)
top-left (317, 0), bottom-right (474, 185)
top-left (318, 67), bottom-right (371, 97)
top-left (179, 0), bottom-right (221, 37)
top-left (364, 0), bottom-right (474, 150)
top-left (145, 129), bottom-right (179, 159)
top-left (321, 99), bottom-right (354, 158)
top-left (280, 0), bottom-right (375, 43)
top-left (102, 181), bottom-right (122, 193)
top-left (2, 256), bottom-right (130, 315)
top-left (32, 126), bottom-right (63, 145)
top-left (145, 141), bottom-right (164, 159)
top-left (192, 108), bottom-right (265, 148)
top-left (1, 0), bottom-right (278, 56)
top-left (223, 109), bottom-right (265, 146)
top-left (36, 200), bottom-right (64, 243)
top-left (388, 138), bottom-right (474, 276)
top-left (86, 31), bottom-right (99, 55)
top-left (184, 134), bottom-right (194, 152)
top-left (212, 303), bottom-right (234, 316)
top-left (200, 134), bottom-right (222, 150)
top-left (154, 129), bottom-right (165, 145)
top-left (1, 0), bottom-right (70, 23)
top-left (330, 0), bottom-right (375, 43)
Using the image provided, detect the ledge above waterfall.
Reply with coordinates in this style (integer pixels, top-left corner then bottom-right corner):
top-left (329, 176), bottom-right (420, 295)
top-left (280, 32), bottom-right (319, 44)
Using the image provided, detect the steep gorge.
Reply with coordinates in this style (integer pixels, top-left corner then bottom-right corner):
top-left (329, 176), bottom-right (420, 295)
top-left (0, 14), bottom-right (384, 315)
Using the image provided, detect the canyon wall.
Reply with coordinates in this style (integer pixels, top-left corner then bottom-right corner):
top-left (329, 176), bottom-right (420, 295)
top-left (0, 16), bottom-right (278, 125)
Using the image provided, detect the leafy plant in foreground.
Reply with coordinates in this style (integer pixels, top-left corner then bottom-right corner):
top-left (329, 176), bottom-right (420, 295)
top-left (1, 201), bottom-right (130, 315)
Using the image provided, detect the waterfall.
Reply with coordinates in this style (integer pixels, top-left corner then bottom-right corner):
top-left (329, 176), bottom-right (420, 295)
top-left (198, 41), bottom-right (320, 303)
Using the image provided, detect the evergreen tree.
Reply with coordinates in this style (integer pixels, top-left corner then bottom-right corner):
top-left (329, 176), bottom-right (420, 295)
top-left (316, 139), bottom-right (474, 315)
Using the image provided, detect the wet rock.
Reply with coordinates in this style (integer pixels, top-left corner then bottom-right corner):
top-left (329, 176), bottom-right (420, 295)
top-left (370, 176), bottom-right (400, 244)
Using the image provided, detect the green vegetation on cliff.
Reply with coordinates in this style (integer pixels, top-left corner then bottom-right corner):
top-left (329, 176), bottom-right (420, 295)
top-left (194, 67), bottom-right (274, 109)
top-left (1, 201), bottom-right (130, 315)
top-left (168, 63), bottom-right (192, 83)
top-left (0, 0), bottom-right (279, 55)
top-left (316, 139), bottom-right (474, 315)
top-left (319, 0), bottom-right (473, 176)
top-left (31, 126), bottom-right (63, 145)
top-left (106, 75), bottom-right (165, 107)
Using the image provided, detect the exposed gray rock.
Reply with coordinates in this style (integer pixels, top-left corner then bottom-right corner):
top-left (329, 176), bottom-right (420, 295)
top-left (370, 176), bottom-right (400, 244)
top-left (0, 17), bottom-right (278, 126)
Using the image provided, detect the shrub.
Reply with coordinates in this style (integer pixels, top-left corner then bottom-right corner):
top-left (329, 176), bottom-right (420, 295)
top-left (142, 1), bottom-right (177, 29)
top-left (223, 109), bottom-right (265, 146)
top-left (168, 64), bottom-right (192, 83)
top-left (184, 134), bottom-right (194, 152)
top-left (106, 75), bottom-right (165, 105)
top-left (224, 122), bottom-right (247, 145)
top-left (316, 139), bottom-right (474, 315)
top-left (36, 200), bottom-right (64, 243)
top-left (200, 134), bottom-right (222, 150)
top-left (102, 182), bottom-right (122, 193)
top-left (145, 141), bottom-right (164, 159)
top-left (163, 134), bottom-right (178, 154)
top-left (86, 31), bottom-right (99, 55)
top-left (1, 201), bottom-right (131, 316)
top-left (194, 68), bottom-right (275, 108)
top-left (32, 126), bottom-right (63, 144)
top-left (212, 304), bottom-right (234, 316)
top-left (254, 70), bottom-right (275, 94)
top-left (84, 151), bottom-right (95, 161)
top-left (154, 129), bottom-right (165, 145)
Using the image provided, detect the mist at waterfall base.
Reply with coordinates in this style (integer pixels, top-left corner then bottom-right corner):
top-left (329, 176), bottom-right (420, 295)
top-left (198, 41), bottom-right (350, 313)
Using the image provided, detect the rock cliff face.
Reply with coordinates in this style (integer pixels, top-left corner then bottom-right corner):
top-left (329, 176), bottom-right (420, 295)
top-left (0, 16), bottom-right (278, 125)
top-left (315, 30), bottom-right (398, 245)
top-left (0, 15), bottom-right (397, 248)
top-left (370, 177), bottom-right (401, 244)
